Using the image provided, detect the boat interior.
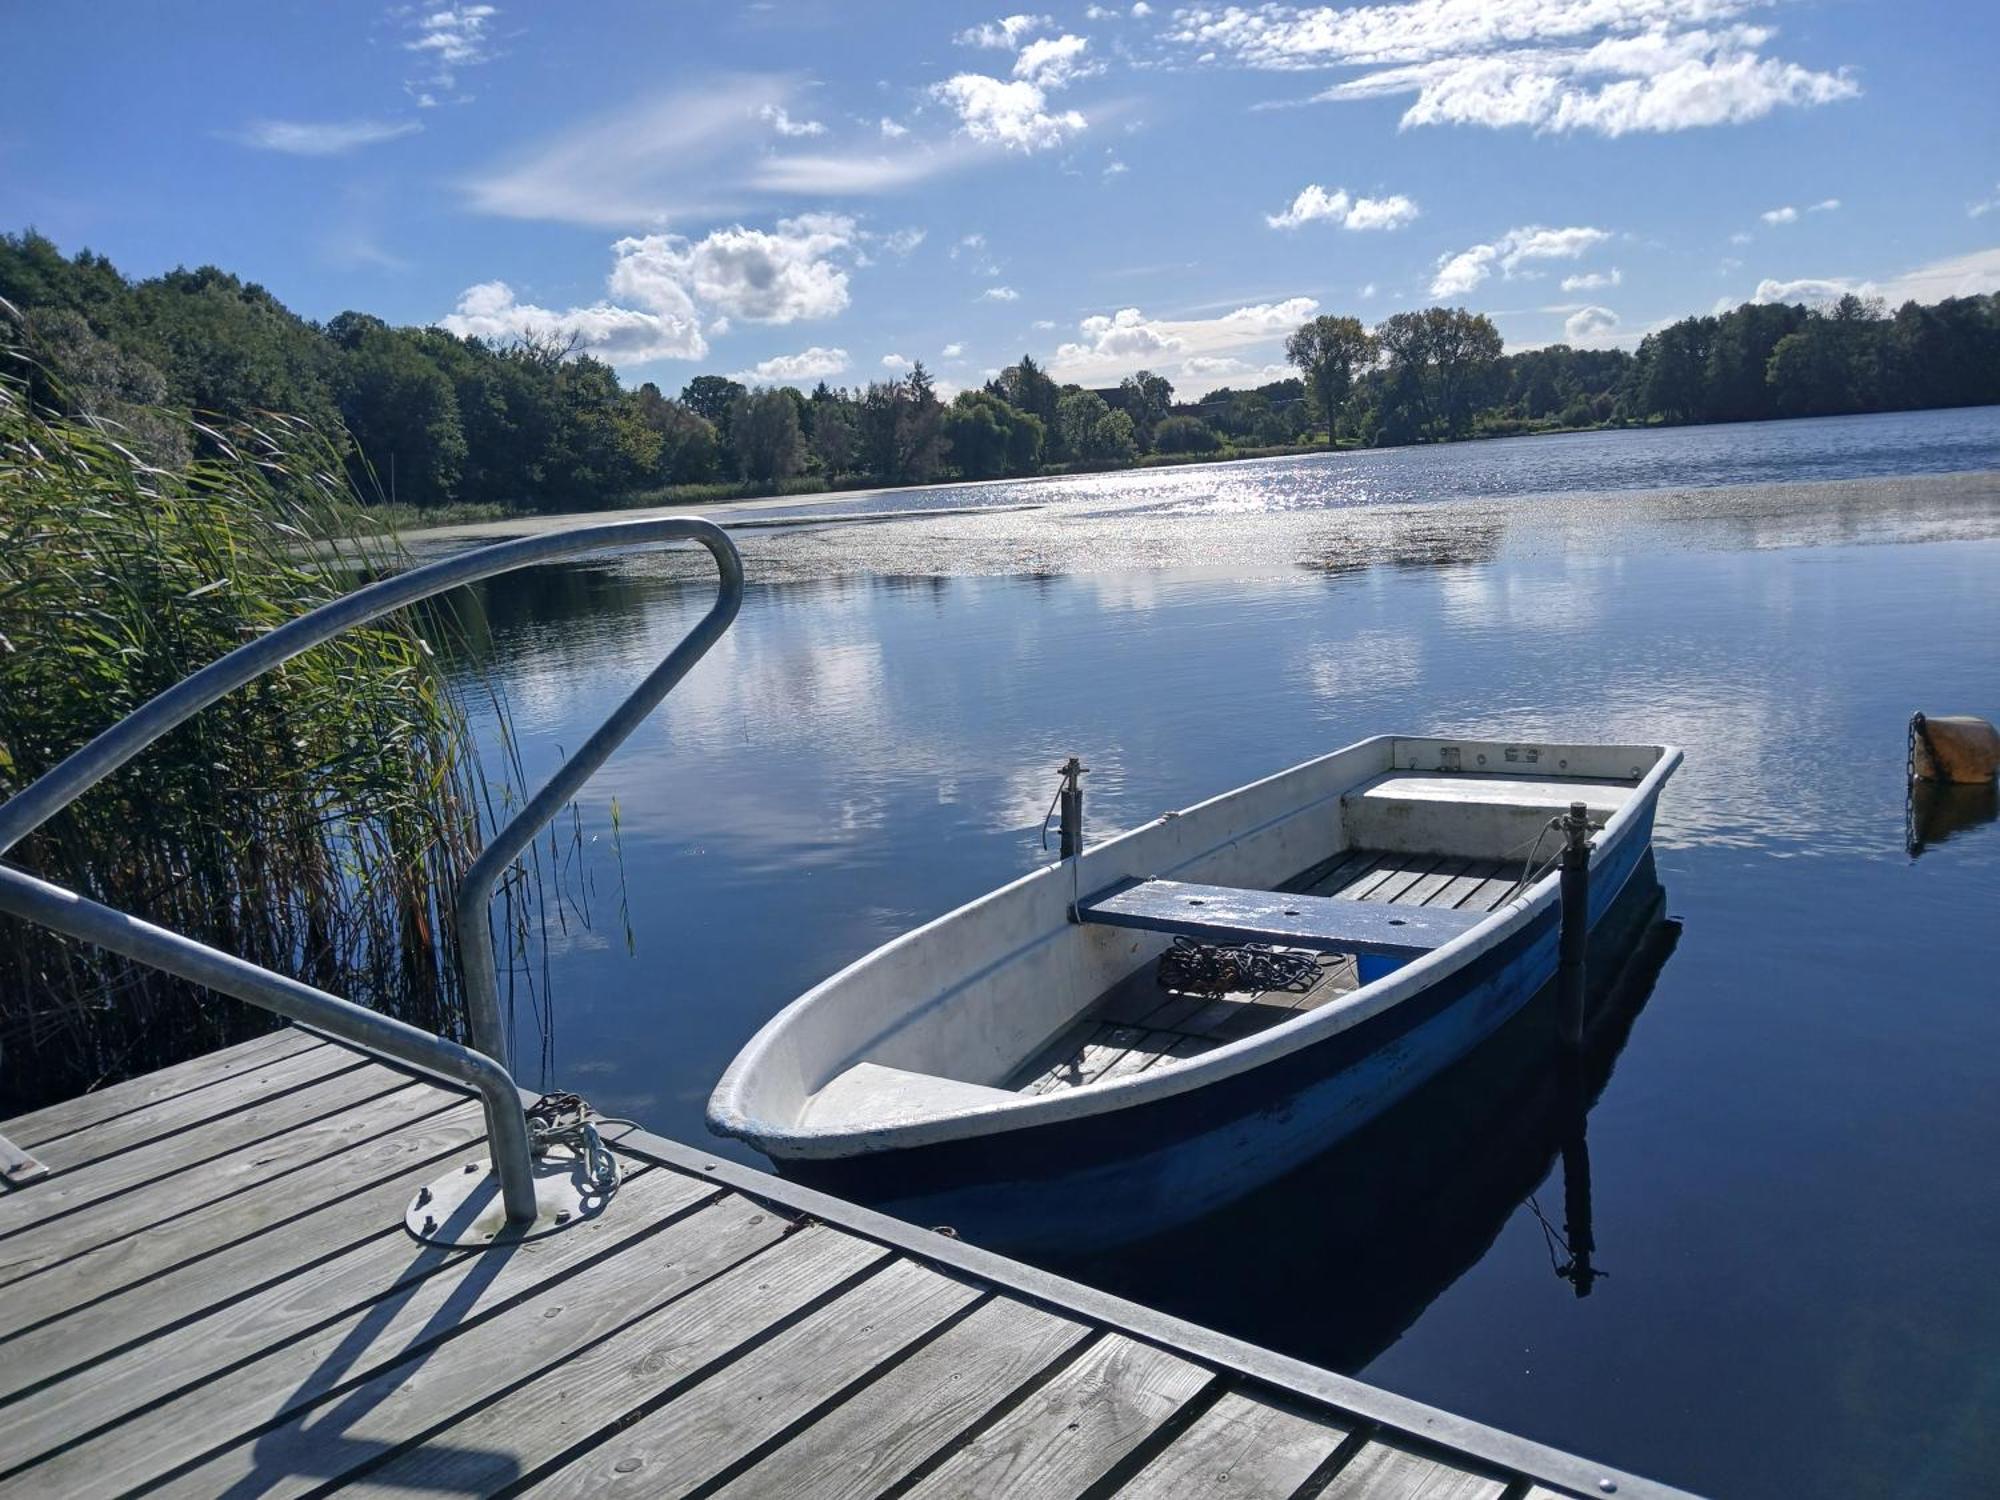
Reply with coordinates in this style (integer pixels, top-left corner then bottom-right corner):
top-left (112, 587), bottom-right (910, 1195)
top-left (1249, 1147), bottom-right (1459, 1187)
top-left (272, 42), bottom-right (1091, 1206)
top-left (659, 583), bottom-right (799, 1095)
top-left (780, 746), bottom-right (1664, 1136)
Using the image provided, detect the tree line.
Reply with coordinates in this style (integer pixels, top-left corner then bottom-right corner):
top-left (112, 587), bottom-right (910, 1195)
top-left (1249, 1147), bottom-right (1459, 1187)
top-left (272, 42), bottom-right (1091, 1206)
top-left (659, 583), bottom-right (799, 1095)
top-left (4, 230), bottom-right (1995, 516)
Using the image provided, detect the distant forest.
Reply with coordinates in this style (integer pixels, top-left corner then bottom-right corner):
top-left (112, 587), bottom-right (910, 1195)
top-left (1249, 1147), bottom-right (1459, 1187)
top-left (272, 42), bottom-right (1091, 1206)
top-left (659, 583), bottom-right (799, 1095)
top-left (4, 230), bottom-right (1997, 516)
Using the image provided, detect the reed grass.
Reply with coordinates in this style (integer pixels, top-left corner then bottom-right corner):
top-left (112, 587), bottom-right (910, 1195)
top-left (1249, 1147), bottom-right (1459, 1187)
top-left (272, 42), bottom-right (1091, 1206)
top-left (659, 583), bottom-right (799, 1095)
top-left (0, 346), bottom-right (491, 1110)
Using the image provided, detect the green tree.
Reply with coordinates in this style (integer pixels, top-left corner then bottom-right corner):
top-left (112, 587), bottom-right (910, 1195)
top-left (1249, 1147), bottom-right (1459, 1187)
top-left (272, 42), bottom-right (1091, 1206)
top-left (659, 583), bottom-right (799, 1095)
top-left (1056, 388), bottom-right (1109, 459)
top-left (1117, 370), bottom-right (1174, 450)
top-left (329, 319), bottom-right (466, 507)
top-left (943, 389), bottom-right (1011, 478)
top-left (1151, 414), bottom-right (1219, 453)
top-left (1374, 308), bottom-right (1501, 441)
top-left (1285, 315), bottom-right (1376, 444)
top-left (728, 387), bottom-right (806, 483)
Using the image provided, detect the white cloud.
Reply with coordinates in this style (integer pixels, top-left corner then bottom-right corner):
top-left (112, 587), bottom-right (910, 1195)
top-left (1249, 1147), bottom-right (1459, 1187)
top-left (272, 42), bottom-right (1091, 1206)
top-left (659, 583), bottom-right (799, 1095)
top-left (1746, 246), bottom-right (2000, 309)
top-left (466, 78), bottom-right (973, 226)
top-left (1809, 197), bottom-right (1841, 213)
top-left (1103, 154), bottom-right (1129, 177)
top-left (1015, 34), bottom-right (1102, 88)
top-left (1360, 281), bottom-right (1377, 298)
top-left (877, 226), bottom-right (927, 257)
top-left (737, 346), bottom-right (850, 383)
top-left (1170, 3), bottom-right (1858, 137)
top-left (231, 118), bottom-right (420, 156)
top-left (1086, 4), bottom-right (1119, 18)
top-left (931, 74), bottom-right (1087, 151)
top-left (1265, 183), bottom-right (1419, 230)
top-left (942, 342), bottom-right (966, 357)
top-left (1752, 276), bottom-right (1870, 307)
top-left (881, 353), bottom-right (913, 369)
top-left (956, 14), bottom-right (1051, 49)
top-left (981, 285), bottom-right (1021, 300)
top-left (403, 3), bottom-right (499, 97)
top-left (1561, 268), bottom-right (1622, 291)
top-left (1972, 186), bottom-right (2000, 219)
top-left (1431, 223), bottom-right (1610, 297)
top-left (1048, 296), bottom-right (1319, 389)
top-left (1730, 230), bottom-right (1754, 244)
top-left (438, 279), bottom-right (707, 364)
top-left (610, 214), bottom-right (857, 325)
top-left (879, 117), bottom-right (910, 138)
top-left (1131, 2), bottom-right (1154, 15)
top-left (1564, 304), bottom-right (1620, 341)
top-left (1032, 318), bottom-right (1058, 329)
top-left (1761, 205), bottom-right (1798, 224)
top-left (758, 104), bottom-right (827, 138)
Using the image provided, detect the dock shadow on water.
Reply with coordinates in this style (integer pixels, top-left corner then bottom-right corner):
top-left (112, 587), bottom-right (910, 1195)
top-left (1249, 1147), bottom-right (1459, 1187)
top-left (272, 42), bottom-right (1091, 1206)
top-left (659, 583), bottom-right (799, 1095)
top-left (1044, 853), bottom-right (1680, 1376)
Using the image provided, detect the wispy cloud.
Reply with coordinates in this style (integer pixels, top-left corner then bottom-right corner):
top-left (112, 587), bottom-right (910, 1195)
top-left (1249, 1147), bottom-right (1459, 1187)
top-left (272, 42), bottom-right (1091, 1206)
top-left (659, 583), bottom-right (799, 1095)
top-left (1432, 224), bottom-right (1611, 297)
top-left (1761, 204), bottom-right (1798, 224)
top-left (403, 3), bottom-right (500, 101)
top-left (735, 346), bottom-right (849, 382)
top-left (1168, 2), bottom-right (1858, 137)
top-left (955, 14), bottom-right (1052, 50)
top-left (1047, 296), bottom-right (1319, 390)
top-left (758, 104), bottom-right (826, 138)
top-left (1747, 246), bottom-right (2000, 309)
top-left (1972, 185), bottom-right (2000, 219)
top-left (1561, 267), bottom-right (1622, 291)
top-left (1265, 184), bottom-right (1418, 230)
top-left (980, 285), bottom-right (1021, 301)
top-left (231, 117), bottom-right (420, 156)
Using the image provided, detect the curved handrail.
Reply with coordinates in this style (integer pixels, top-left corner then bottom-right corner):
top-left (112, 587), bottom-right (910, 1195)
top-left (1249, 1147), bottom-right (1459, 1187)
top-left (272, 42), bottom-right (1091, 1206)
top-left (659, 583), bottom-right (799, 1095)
top-left (0, 516), bottom-right (744, 1223)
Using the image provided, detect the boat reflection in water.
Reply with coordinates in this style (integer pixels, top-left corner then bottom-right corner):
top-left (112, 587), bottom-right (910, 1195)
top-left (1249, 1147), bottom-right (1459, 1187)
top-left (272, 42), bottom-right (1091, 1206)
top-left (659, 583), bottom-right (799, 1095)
top-left (1906, 779), bottom-right (1999, 858)
top-left (1045, 852), bottom-right (1679, 1374)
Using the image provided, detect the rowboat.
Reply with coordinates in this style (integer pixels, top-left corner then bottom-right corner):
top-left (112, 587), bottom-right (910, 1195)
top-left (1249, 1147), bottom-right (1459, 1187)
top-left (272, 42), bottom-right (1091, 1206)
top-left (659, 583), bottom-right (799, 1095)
top-left (708, 734), bottom-right (1681, 1253)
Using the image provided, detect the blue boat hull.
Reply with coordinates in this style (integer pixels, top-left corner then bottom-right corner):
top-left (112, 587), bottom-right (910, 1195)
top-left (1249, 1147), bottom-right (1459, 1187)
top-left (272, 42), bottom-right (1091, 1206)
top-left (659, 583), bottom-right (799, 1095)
top-left (777, 804), bottom-right (1659, 1255)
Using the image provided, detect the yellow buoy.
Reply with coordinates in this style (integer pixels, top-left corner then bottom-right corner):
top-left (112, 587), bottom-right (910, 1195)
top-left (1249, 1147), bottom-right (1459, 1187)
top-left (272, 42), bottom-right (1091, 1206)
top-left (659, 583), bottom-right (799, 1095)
top-left (1910, 713), bottom-right (2000, 785)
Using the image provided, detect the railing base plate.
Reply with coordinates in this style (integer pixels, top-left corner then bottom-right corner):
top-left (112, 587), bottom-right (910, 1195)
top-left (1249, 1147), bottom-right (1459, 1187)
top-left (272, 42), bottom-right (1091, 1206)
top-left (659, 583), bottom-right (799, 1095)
top-left (405, 1146), bottom-right (619, 1247)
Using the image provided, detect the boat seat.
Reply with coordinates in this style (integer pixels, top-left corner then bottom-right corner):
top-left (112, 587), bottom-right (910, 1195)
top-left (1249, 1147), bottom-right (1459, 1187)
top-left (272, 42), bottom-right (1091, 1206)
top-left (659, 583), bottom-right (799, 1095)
top-left (1075, 878), bottom-right (1486, 958)
top-left (1341, 771), bottom-right (1634, 861)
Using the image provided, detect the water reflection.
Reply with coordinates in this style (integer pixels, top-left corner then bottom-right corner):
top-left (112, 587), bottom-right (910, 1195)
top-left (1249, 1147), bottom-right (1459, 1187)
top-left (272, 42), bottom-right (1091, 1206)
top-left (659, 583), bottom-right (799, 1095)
top-left (1907, 779), bottom-right (2000, 857)
top-left (1047, 856), bottom-right (1678, 1372)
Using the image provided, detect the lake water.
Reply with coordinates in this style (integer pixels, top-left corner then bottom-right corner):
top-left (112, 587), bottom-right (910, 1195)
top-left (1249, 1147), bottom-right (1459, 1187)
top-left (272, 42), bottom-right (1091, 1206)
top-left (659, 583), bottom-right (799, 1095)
top-left (453, 407), bottom-right (2000, 1499)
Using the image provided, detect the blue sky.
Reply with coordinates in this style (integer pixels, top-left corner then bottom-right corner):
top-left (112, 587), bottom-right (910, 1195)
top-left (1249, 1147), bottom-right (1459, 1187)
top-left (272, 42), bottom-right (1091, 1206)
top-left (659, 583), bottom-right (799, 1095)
top-left (6, 1), bottom-right (1997, 396)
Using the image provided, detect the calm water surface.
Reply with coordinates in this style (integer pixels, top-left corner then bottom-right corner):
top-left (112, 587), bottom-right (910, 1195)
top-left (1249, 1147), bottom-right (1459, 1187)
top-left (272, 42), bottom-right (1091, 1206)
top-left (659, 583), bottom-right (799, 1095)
top-left (455, 410), bottom-right (2000, 1499)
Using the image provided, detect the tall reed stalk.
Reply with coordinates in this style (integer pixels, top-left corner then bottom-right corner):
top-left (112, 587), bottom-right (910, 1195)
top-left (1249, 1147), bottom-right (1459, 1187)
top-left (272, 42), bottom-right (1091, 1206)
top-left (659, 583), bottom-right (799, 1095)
top-left (0, 348), bottom-right (491, 1111)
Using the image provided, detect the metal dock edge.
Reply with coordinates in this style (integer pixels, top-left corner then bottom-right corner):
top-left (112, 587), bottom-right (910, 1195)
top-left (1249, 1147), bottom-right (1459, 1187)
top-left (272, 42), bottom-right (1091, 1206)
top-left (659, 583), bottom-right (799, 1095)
top-left (0, 1031), bottom-right (1700, 1499)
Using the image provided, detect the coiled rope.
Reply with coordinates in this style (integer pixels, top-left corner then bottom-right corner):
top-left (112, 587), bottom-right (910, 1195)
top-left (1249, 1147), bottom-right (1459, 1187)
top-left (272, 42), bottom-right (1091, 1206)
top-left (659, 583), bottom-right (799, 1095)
top-left (1156, 935), bottom-right (1328, 997)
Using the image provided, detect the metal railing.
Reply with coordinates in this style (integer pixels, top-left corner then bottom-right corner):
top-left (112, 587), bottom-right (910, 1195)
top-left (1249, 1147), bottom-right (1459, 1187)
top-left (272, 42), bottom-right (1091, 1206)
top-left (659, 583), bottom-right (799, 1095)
top-left (0, 517), bottom-right (743, 1224)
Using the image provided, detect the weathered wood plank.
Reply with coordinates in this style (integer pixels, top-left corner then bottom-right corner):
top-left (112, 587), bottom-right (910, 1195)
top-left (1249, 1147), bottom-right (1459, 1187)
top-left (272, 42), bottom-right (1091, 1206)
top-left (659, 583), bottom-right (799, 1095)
top-left (1361, 854), bottom-right (1446, 904)
top-left (13, 1041), bottom-right (365, 1176)
top-left (0, 1064), bottom-right (412, 1241)
top-left (1394, 858), bottom-right (1473, 909)
top-left (0, 1166), bottom-right (664, 1464)
top-left (0, 1029), bottom-right (319, 1149)
top-left (1282, 847), bottom-right (1369, 896)
top-left (0, 1101), bottom-right (485, 1399)
top-left (163, 1223), bottom-right (885, 1500)
top-left (1, 1169), bottom-right (739, 1499)
top-left (1433, 862), bottom-right (1504, 910)
top-left (1320, 1439), bottom-right (1511, 1499)
top-left (1114, 1386), bottom-right (1351, 1498)
top-left (509, 1258), bottom-right (982, 1499)
top-left (1305, 850), bottom-right (1386, 898)
top-left (706, 1293), bottom-right (1089, 1500)
top-left (0, 1086), bottom-right (467, 1301)
top-left (1338, 855), bottom-right (1416, 901)
top-left (904, 1333), bottom-right (1215, 1499)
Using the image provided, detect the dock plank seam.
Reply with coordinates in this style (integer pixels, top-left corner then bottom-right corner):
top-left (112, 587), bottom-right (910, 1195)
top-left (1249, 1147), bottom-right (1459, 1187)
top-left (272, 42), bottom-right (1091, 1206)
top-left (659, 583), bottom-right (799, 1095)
top-left (872, 1327), bottom-right (1112, 1500)
top-left (1071, 1371), bottom-right (1230, 1500)
top-left (319, 1228), bottom-right (898, 1499)
top-left (673, 1288), bottom-right (1005, 1500)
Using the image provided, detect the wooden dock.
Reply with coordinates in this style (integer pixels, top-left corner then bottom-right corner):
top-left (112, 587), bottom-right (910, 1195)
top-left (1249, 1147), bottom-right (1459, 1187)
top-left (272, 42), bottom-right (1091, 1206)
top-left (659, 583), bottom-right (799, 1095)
top-left (1, 1030), bottom-right (1695, 1499)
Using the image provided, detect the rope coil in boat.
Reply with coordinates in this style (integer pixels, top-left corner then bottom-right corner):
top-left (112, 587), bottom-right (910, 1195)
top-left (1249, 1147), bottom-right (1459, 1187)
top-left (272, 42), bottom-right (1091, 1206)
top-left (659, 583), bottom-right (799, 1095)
top-left (1156, 935), bottom-right (1327, 997)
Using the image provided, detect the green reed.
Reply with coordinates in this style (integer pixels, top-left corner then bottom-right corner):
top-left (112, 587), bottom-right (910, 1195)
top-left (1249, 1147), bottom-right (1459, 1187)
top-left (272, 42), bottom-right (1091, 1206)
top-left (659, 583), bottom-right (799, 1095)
top-left (0, 353), bottom-right (495, 1110)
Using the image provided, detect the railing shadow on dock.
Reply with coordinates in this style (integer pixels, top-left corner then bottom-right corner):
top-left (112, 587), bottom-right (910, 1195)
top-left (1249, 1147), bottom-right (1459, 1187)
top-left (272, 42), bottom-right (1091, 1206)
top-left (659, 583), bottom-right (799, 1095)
top-left (1047, 851), bottom-right (1681, 1374)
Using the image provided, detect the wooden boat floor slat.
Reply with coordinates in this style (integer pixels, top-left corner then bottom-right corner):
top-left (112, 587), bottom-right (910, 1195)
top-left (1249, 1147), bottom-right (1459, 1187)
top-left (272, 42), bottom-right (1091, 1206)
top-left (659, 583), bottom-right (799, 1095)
top-left (0, 1034), bottom-right (1690, 1500)
top-left (1029, 852), bottom-right (1531, 1094)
